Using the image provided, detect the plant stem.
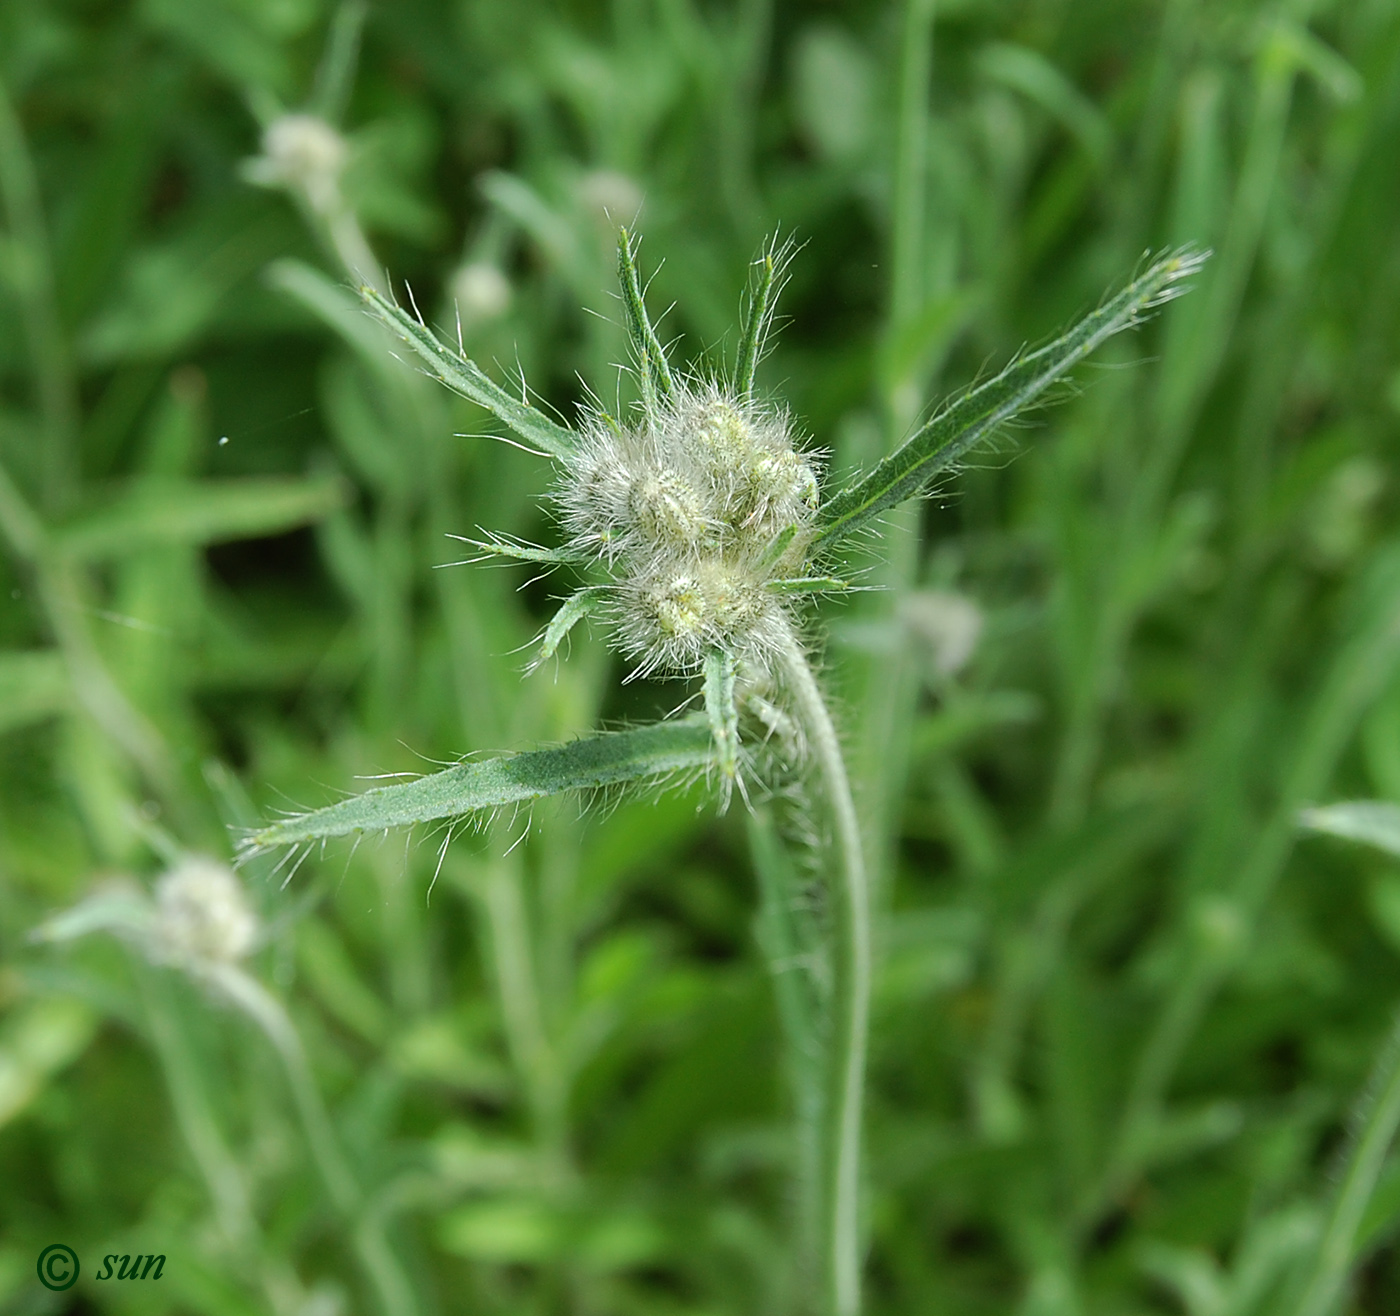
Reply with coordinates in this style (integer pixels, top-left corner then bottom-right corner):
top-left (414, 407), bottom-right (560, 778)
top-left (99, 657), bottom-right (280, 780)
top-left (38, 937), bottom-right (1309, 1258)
top-left (140, 970), bottom-right (256, 1248)
top-left (748, 807), bottom-right (824, 1296)
top-left (776, 622), bottom-right (869, 1316)
top-left (1292, 1007), bottom-right (1400, 1316)
top-left (208, 963), bottom-right (420, 1316)
top-left (140, 970), bottom-right (309, 1316)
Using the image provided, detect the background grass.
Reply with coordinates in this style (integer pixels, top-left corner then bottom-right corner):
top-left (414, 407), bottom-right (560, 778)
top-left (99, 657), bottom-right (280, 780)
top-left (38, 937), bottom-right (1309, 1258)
top-left (3, 0), bottom-right (1400, 1313)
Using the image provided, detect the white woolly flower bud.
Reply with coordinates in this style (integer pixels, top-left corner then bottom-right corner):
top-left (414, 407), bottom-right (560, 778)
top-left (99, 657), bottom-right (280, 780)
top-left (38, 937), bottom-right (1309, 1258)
top-left (153, 857), bottom-right (258, 966)
top-left (247, 114), bottom-right (348, 214)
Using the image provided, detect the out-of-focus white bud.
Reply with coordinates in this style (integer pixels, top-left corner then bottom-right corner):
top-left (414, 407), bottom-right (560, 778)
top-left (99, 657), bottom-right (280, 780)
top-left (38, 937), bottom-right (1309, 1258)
top-left (900, 591), bottom-right (983, 677)
top-left (153, 857), bottom-right (258, 966)
top-left (246, 114), bottom-right (348, 214)
top-left (576, 170), bottom-right (644, 225)
top-left (450, 261), bottom-right (512, 326)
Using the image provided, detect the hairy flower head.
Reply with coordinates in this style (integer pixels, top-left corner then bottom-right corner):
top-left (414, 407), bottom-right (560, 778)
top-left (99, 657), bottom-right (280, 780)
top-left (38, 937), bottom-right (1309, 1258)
top-left (558, 380), bottom-right (821, 678)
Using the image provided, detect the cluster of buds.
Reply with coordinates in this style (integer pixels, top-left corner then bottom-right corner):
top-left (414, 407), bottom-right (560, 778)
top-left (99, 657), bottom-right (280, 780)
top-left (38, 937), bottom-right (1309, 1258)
top-left (560, 381), bottom-right (822, 678)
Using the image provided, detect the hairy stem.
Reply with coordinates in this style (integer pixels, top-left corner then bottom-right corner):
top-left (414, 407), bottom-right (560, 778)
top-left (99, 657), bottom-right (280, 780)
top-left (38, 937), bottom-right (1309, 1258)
top-left (776, 623), bottom-right (869, 1316)
top-left (748, 808), bottom-right (824, 1294)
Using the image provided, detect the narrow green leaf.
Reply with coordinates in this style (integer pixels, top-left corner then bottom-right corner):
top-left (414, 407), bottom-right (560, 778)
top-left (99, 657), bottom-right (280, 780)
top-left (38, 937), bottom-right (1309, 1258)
top-left (444, 535), bottom-right (586, 567)
top-left (704, 650), bottom-right (739, 806)
top-left (0, 650), bottom-right (69, 735)
top-left (617, 227), bottom-right (675, 416)
top-left (30, 887), bottom-right (155, 946)
top-left (734, 236), bottom-right (796, 397)
top-left (816, 248), bottom-right (1210, 547)
top-left (531, 588), bottom-right (604, 668)
top-left (767, 576), bottom-right (856, 595)
top-left (1300, 801), bottom-right (1400, 859)
top-left (248, 717), bottom-right (715, 850)
top-left (359, 284), bottom-right (578, 460)
top-left (308, 0), bottom-right (369, 123)
top-left (52, 476), bottom-right (350, 559)
top-left (760, 523), bottom-right (800, 568)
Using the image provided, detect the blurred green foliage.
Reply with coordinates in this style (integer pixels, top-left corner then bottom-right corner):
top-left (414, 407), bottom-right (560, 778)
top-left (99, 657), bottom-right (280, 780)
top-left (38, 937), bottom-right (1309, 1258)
top-left (3, 1), bottom-right (1400, 1314)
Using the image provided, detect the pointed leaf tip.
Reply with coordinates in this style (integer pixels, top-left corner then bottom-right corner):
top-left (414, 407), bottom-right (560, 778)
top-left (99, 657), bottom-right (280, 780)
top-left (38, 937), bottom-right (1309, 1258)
top-left (359, 285), bottom-right (578, 460)
top-left (816, 249), bottom-right (1210, 546)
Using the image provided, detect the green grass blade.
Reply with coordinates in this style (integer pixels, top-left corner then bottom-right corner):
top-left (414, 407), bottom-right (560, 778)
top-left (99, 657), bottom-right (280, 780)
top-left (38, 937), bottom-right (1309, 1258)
top-left (268, 259), bottom-right (403, 386)
top-left (247, 717), bottom-right (715, 850)
top-left (0, 649), bottom-right (69, 734)
top-left (1299, 801), bottom-right (1400, 859)
top-left (617, 227), bottom-right (675, 417)
top-left (1291, 1009), bottom-right (1400, 1316)
top-left (359, 284), bottom-right (578, 460)
top-left (52, 476), bottom-right (350, 559)
top-left (747, 806), bottom-right (824, 1268)
top-left (815, 249), bottom-right (1209, 548)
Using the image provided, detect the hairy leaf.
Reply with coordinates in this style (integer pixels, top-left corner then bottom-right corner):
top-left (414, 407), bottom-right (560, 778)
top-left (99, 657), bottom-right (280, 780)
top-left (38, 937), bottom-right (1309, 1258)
top-left (734, 236), bottom-right (796, 397)
top-left (360, 285), bottom-right (578, 460)
top-left (443, 535), bottom-right (587, 567)
top-left (248, 718), bottom-right (715, 850)
top-left (767, 576), bottom-right (856, 595)
top-left (816, 249), bottom-right (1209, 547)
top-left (617, 227), bottom-right (675, 414)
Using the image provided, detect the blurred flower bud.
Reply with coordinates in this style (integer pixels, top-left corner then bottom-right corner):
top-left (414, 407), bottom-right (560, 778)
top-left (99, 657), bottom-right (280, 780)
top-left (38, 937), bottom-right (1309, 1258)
top-left (450, 261), bottom-right (512, 327)
top-left (900, 591), bottom-right (983, 677)
top-left (246, 114), bottom-right (348, 214)
top-left (153, 857), bottom-right (258, 966)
